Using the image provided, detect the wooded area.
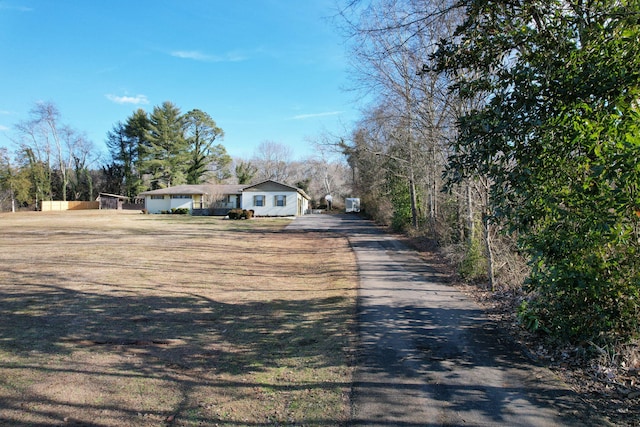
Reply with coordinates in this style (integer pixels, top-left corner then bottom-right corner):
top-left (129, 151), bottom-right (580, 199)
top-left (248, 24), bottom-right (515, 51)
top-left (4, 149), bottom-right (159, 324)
top-left (337, 0), bottom-right (640, 352)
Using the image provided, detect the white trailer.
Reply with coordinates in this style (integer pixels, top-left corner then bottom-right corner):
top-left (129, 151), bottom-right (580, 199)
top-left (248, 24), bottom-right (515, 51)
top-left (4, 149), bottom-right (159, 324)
top-left (345, 198), bottom-right (361, 213)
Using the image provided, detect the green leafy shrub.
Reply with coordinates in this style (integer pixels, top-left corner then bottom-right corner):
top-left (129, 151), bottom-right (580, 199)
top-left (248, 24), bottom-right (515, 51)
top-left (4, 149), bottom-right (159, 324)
top-left (227, 208), bottom-right (243, 219)
top-left (459, 236), bottom-right (486, 282)
top-left (227, 208), bottom-right (253, 219)
top-left (160, 208), bottom-right (189, 214)
top-left (524, 241), bottom-right (640, 344)
top-left (387, 175), bottom-right (413, 232)
top-left (517, 300), bottom-right (549, 334)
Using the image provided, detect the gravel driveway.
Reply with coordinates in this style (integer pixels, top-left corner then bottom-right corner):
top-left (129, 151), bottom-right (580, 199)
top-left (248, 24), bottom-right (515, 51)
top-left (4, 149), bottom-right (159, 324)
top-left (287, 214), bottom-right (608, 426)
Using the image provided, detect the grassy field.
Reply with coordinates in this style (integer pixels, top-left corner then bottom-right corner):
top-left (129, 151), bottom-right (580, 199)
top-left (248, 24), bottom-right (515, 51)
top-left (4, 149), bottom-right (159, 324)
top-left (0, 211), bottom-right (358, 426)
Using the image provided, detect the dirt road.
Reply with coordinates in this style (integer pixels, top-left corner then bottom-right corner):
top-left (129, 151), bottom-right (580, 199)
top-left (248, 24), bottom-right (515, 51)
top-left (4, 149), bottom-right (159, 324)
top-left (287, 214), bottom-right (607, 427)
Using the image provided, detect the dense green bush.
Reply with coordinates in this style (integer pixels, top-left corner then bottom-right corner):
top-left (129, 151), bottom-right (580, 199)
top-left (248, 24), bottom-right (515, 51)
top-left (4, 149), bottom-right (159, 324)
top-left (387, 174), bottom-right (413, 232)
top-left (227, 209), bottom-right (242, 219)
top-left (459, 236), bottom-right (486, 282)
top-left (227, 208), bottom-right (253, 219)
top-left (160, 208), bottom-right (189, 215)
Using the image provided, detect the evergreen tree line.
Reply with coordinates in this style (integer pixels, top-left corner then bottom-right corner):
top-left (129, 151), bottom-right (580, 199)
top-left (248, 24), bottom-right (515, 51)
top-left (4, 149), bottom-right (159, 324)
top-left (104, 101), bottom-right (230, 199)
top-left (339, 0), bottom-right (640, 348)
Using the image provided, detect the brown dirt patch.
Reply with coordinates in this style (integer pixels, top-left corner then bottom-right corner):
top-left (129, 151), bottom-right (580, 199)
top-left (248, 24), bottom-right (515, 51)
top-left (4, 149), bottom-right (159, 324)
top-left (0, 211), bottom-right (358, 426)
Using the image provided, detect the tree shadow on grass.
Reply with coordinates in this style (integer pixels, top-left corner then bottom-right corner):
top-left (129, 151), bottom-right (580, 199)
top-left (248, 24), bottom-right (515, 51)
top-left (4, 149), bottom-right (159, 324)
top-left (0, 282), bottom-right (354, 426)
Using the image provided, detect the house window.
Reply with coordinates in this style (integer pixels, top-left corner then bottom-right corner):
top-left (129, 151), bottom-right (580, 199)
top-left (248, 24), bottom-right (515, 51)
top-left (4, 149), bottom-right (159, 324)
top-left (254, 195), bottom-right (265, 207)
top-left (150, 195), bottom-right (164, 200)
top-left (171, 195), bottom-right (192, 199)
top-left (275, 195), bottom-right (286, 207)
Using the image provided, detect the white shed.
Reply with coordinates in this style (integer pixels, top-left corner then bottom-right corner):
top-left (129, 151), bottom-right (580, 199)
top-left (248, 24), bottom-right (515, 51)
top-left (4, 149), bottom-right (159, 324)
top-left (345, 198), bottom-right (361, 213)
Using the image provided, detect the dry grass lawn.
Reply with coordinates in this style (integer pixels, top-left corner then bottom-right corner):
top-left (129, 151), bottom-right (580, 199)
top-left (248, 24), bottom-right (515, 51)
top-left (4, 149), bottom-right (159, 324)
top-left (0, 211), bottom-right (358, 426)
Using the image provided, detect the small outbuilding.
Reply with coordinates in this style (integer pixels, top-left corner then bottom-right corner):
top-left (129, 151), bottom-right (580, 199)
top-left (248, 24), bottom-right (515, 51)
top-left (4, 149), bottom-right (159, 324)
top-left (98, 193), bottom-right (129, 210)
top-left (345, 198), bottom-right (361, 213)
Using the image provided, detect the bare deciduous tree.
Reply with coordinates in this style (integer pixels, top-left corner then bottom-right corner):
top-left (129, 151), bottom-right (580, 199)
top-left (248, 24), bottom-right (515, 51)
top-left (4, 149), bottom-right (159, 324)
top-left (13, 101), bottom-right (97, 202)
top-left (252, 141), bottom-right (292, 183)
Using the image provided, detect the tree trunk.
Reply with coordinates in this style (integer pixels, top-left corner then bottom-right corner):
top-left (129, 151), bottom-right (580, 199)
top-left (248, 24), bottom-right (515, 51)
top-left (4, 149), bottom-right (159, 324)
top-left (409, 177), bottom-right (418, 228)
top-left (483, 212), bottom-right (495, 291)
top-left (466, 183), bottom-right (474, 243)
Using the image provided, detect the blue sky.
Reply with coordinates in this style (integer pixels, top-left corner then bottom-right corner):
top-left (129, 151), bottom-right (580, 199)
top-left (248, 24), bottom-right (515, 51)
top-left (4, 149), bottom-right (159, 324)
top-left (0, 0), bottom-right (358, 161)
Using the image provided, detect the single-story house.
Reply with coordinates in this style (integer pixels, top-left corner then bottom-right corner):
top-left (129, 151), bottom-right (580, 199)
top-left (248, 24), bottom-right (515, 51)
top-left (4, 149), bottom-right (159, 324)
top-left (138, 184), bottom-right (244, 214)
top-left (138, 180), bottom-right (310, 216)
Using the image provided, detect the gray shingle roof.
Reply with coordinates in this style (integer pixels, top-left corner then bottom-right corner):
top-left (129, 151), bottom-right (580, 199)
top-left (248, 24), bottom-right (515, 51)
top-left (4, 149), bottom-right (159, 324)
top-left (138, 184), bottom-right (245, 196)
top-left (137, 180), bottom-right (309, 200)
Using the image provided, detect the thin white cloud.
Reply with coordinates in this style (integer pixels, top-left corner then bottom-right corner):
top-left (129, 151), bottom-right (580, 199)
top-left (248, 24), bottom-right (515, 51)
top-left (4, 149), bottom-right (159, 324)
top-left (171, 50), bottom-right (210, 61)
top-left (106, 94), bottom-right (149, 105)
top-left (170, 50), bottom-right (246, 62)
top-left (0, 2), bottom-right (33, 12)
top-left (291, 111), bottom-right (343, 120)
top-left (0, 125), bottom-right (9, 131)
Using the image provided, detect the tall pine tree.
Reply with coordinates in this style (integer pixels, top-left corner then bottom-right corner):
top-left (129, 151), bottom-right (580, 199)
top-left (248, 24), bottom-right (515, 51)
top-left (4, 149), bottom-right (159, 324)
top-left (142, 101), bottom-right (188, 188)
top-left (125, 109), bottom-right (150, 196)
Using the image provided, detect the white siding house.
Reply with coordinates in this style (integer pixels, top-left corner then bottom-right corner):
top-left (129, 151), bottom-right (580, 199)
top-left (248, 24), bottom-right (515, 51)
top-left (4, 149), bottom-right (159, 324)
top-left (138, 181), bottom-right (310, 216)
top-left (139, 184), bottom-right (243, 214)
top-left (241, 180), bottom-right (310, 217)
